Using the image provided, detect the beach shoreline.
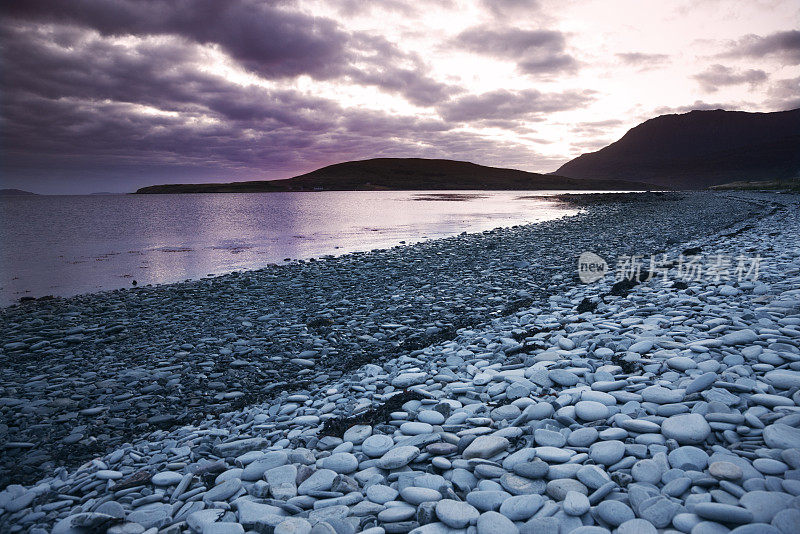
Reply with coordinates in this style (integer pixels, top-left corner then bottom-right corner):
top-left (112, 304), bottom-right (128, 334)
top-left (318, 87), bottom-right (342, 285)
top-left (2, 191), bottom-right (799, 534)
top-left (0, 192), bottom-right (776, 486)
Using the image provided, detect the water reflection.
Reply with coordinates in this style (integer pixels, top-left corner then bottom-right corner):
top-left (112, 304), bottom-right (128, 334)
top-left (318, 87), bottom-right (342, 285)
top-left (0, 190), bottom-right (579, 303)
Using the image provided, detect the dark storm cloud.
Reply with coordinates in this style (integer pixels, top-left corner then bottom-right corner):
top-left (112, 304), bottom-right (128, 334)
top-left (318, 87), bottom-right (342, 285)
top-left (0, 0), bottom-right (595, 192)
top-left (344, 33), bottom-right (461, 106)
top-left (438, 89), bottom-right (595, 122)
top-left (616, 52), bottom-right (670, 69)
top-left (0, 0), bottom-right (456, 106)
top-left (765, 76), bottom-right (800, 110)
top-left (0, 16), bottom-right (552, 192)
top-left (2, 0), bottom-right (347, 79)
top-left (334, 0), bottom-right (453, 17)
top-left (567, 138), bottom-right (614, 154)
top-left (693, 64), bottom-right (768, 92)
top-left (453, 26), bottom-right (579, 75)
top-left (570, 119), bottom-right (624, 138)
top-left (720, 30), bottom-right (800, 65)
top-left (1, 85), bottom-right (549, 191)
top-left (0, 24), bottom-right (339, 130)
top-left (481, 0), bottom-right (540, 18)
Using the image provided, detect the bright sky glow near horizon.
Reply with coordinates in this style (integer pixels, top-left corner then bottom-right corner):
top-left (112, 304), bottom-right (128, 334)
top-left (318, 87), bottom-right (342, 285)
top-left (1, 0), bottom-right (798, 193)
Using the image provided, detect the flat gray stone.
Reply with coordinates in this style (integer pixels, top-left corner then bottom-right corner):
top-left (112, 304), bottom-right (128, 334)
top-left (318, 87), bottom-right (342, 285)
top-left (463, 436), bottom-right (510, 460)
top-left (668, 446), bottom-right (709, 471)
top-left (631, 459), bottom-right (662, 485)
top-left (400, 486), bottom-right (442, 505)
top-left (343, 425), bottom-right (372, 445)
top-left (187, 510), bottom-right (226, 533)
top-left (740, 491), bottom-right (794, 523)
top-left (366, 484), bottom-right (399, 504)
top-left (376, 446), bottom-right (420, 469)
top-left (435, 499), bottom-right (479, 529)
top-left (694, 503), bottom-right (753, 524)
top-left (576, 465), bottom-right (611, 490)
top-left (549, 369), bottom-right (579, 386)
top-left (638, 497), bottom-right (680, 528)
top-left (151, 471), bottom-right (183, 486)
top-left (298, 469), bottom-right (337, 494)
top-left (764, 424), bottom-right (800, 449)
top-left (771, 509), bottom-right (800, 534)
top-left (242, 451), bottom-right (289, 481)
top-left (661, 413), bottom-right (711, 445)
top-left (498, 494), bottom-right (543, 520)
top-left (321, 453), bottom-right (359, 474)
top-left (204, 479), bottom-right (242, 502)
top-left (686, 373), bottom-right (718, 395)
top-left (533, 429), bottom-right (566, 448)
top-left (362, 434), bottom-right (395, 457)
top-left (563, 491), bottom-right (590, 516)
top-left (52, 513), bottom-right (120, 534)
top-left (274, 518), bottom-right (313, 534)
top-left (709, 461), bottom-right (743, 480)
top-left (127, 504), bottom-right (172, 530)
top-left (641, 385), bottom-right (684, 404)
top-left (575, 401), bottom-right (609, 421)
top-left (764, 370), bottom-right (800, 390)
top-left (616, 518), bottom-right (657, 534)
top-left (500, 473), bottom-right (546, 495)
top-left (546, 479), bottom-right (587, 501)
top-left (720, 329), bottom-right (758, 345)
top-left (589, 440), bottom-right (625, 465)
top-left (535, 446), bottom-right (573, 463)
top-left (596, 500), bottom-right (634, 527)
top-left (567, 427), bottom-right (598, 447)
top-left (476, 511), bottom-right (517, 534)
top-left (466, 490), bottom-right (511, 512)
top-left (236, 500), bottom-right (287, 530)
top-left (417, 411), bottom-right (445, 425)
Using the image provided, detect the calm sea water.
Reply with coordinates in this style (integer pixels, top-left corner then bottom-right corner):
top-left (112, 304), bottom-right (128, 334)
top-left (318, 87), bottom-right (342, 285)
top-left (0, 191), bottom-right (582, 304)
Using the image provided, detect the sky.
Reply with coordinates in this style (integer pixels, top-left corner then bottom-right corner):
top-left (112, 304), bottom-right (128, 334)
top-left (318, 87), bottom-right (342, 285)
top-left (1, 0), bottom-right (798, 194)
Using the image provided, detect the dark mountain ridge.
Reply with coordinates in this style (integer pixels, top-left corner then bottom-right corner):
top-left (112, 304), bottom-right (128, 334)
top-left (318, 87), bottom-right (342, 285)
top-left (0, 188), bottom-right (37, 196)
top-left (135, 158), bottom-right (651, 193)
top-left (556, 109), bottom-right (800, 189)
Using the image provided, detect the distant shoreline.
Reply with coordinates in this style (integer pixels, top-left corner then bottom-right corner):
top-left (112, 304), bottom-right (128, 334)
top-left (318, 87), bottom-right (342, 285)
top-left (0, 191), bottom-right (772, 491)
top-left (134, 157), bottom-right (654, 194)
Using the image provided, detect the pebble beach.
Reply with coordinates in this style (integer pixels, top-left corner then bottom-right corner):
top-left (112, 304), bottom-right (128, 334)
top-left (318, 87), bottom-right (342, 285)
top-left (2, 191), bottom-right (800, 534)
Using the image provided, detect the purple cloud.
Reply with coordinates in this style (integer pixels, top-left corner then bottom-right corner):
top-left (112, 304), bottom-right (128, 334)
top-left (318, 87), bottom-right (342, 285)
top-left (1, 0), bottom-right (454, 106)
top-left (720, 30), bottom-right (800, 65)
top-left (616, 52), bottom-right (670, 70)
top-left (438, 89), bottom-right (595, 122)
top-left (693, 64), bottom-right (768, 92)
top-left (453, 26), bottom-right (579, 75)
top-left (0, 17), bottom-right (555, 192)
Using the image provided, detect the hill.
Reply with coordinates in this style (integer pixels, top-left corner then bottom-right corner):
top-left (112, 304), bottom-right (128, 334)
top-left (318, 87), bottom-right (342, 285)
top-left (0, 188), bottom-right (37, 196)
top-left (555, 109), bottom-right (800, 189)
top-left (134, 158), bottom-right (651, 194)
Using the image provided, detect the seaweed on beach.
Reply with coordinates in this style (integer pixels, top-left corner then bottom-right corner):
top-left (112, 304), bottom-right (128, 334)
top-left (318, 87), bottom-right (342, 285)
top-left (320, 389), bottom-right (427, 438)
top-left (576, 298), bottom-right (597, 313)
top-left (604, 269), bottom-right (653, 297)
top-left (553, 192), bottom-right (681, 207)
top-left (682, 246), bottom-right (702, 256)
top-left (612, 352), bottom-right (642, 374)
top-left (501, 297), bottom-right (534, 315)
top-left (222, 380), bottom-right (312, 413)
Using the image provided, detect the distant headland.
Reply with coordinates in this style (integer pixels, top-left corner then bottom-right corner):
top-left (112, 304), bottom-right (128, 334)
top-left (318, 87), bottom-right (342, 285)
top-left (134, 158), bottom-right (652, 194)
top-left (0, 189), bottom-right (37, 196)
